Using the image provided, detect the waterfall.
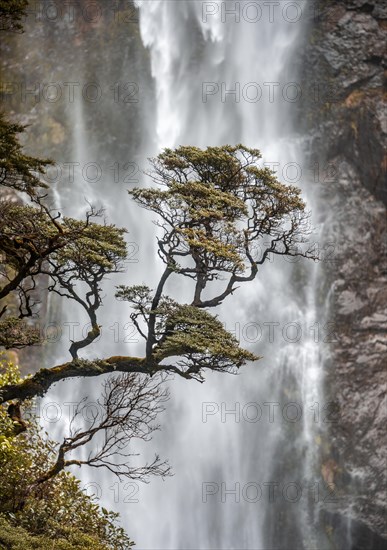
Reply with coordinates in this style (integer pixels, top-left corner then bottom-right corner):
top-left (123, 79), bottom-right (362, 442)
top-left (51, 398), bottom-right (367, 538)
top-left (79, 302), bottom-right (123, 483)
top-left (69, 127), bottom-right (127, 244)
top-left (27, 1), bottom-right (329, 548)
top-left (123, 1), bottom-right (326, 548)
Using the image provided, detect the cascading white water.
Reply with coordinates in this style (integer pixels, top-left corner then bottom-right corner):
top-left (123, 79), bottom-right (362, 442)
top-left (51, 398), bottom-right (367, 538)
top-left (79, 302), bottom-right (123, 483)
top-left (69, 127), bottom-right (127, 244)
top-left (35, 1), bottom-right (329, 548)
top-left (120, 1), bottom-right (325, 548)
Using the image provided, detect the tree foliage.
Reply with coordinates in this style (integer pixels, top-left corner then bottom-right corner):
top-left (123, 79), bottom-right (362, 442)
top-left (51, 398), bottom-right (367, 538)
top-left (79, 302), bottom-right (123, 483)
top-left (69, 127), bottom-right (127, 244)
top-left (0, 113), bottom-right (128, 354)
top-left (130, 145), bottom-right (310, 295)
top-left (116, 286), bottom-right (258, 379)
top-left (0, 356), bottom-right (134, 549)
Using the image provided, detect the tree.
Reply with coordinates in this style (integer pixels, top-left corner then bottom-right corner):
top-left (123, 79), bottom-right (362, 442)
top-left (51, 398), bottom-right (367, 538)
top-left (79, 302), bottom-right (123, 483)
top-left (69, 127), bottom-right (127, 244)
top-left (0, 126), bottom-right (317, 502)
top-left (0, 143), bottom-right (316, 402)
top-left (0, 355), bottom-right (135, 549)
top-left (0, 112), bottom-right (127, 354)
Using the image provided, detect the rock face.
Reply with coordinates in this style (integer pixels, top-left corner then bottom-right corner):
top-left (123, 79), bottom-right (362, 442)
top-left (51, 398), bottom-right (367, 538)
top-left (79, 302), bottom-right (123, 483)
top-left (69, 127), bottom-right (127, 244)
top-left (302, 0), bottom-right (386, 545)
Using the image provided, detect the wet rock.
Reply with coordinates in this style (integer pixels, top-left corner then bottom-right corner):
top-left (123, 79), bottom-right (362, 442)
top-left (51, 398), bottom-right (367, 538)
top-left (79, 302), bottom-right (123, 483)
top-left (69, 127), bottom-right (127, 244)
top-left (301, 0), bottom-right (387, 544)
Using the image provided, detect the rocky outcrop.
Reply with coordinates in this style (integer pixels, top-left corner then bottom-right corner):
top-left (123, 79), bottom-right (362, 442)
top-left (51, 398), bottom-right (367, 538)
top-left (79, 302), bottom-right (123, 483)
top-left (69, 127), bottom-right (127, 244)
top-left (302, 0), bottom-right (386, 545)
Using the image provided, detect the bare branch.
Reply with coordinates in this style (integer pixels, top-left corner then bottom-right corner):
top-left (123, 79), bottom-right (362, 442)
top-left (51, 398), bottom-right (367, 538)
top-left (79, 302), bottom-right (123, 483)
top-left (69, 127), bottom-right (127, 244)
top-left (30, 373), bottom-right (171, 488)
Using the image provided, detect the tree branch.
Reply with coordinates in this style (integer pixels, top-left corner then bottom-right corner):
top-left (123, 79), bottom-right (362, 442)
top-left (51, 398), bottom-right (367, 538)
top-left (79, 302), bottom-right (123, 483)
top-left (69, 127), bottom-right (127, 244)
top-left (146, 266), bottom-right (173, 359)
top-left (0, 356), bottom-right (148, 403)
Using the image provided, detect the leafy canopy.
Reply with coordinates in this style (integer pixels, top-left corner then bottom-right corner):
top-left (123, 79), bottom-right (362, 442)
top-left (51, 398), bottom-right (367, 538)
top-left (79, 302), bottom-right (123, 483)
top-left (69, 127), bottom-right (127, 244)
top-left (129, 145), bottom-right (313, 308)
